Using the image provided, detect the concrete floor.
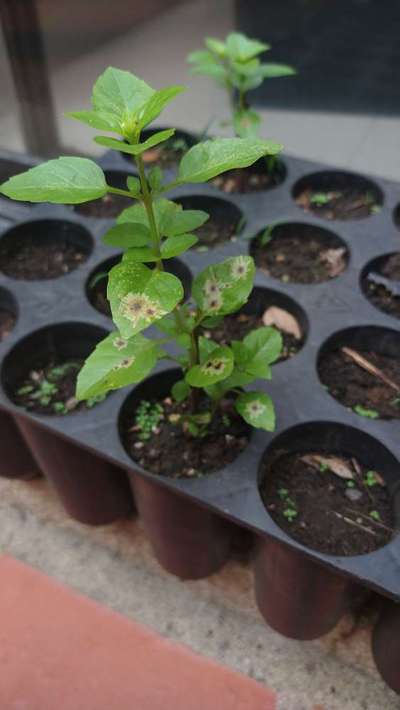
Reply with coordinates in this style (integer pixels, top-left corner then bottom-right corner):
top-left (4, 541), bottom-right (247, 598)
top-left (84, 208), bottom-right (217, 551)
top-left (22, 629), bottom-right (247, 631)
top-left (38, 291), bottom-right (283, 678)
top-left (0, 474), bottom-right (398, 710)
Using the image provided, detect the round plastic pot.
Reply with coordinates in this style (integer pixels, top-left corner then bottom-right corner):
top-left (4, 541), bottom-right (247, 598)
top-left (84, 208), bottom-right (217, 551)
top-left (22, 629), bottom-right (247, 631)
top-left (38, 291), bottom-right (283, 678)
top-left (254, 536), bottom-right (352, 639)
top-left (15, 416), bottom-right (133, 525)
top-left (0, 409), bottom-right (39, 480)
top-left (129, 472), bottom-right (233, 580)
top-left (372, 600), bottom-right (400, 694)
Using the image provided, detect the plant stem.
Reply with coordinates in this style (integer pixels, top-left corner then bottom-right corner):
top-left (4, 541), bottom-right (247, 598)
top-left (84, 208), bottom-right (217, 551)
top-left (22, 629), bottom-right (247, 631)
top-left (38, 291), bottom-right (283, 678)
top-left (136, 154), bottom-right (163, 269)
top-left (107, 186), bottom-right (132, 198)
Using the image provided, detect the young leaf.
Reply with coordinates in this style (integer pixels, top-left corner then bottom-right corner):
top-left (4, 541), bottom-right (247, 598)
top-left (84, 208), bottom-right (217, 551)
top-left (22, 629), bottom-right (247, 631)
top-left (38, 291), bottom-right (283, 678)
top-left (118, 199), bottom-right (174, 234)
top-left (176, 137), bottom-right (282, 184)
top-left (205, 37), bottom-right (227, 57)
top-left (148, 167), bottom-right (163, 192)
top-left (225, 33), bottom-right (270, 61)
top-left (102, 222), bottom-right (150, 248)
top-left (0, 157), bottom-right (107, 204)
top-left (193, 256), bottom-right (255, 316)
top-left (186, 346), bottom-right (234, 387)
top-left (66, 110), bottom-right (121, 134)
top-left (91, 67), bottom-right (154, 135)
top-left (94, 129), bottom-right (175, 155)
top-left (165, 208), bottom-right (209, 236)
top-left (235, 391), bottom-right (275, 431)
top-left (171, 379), bottom-right (190, 403)
top-left (108, 261), bottom-right (184, 337)
top-left (123, 247), bottom-right (158, 262)
top-left (126, 176), bottom-right (141, 195)
top-left (137, 86), bottom-right (186, 129)
top-left (161, 234), bottom-right (198, 258)
top-left (259, 63), bottom-right (296, 78)
top-left (239, 326), bottom-right (283, 376)
top-left (76, 332), bottom-right (159, 399)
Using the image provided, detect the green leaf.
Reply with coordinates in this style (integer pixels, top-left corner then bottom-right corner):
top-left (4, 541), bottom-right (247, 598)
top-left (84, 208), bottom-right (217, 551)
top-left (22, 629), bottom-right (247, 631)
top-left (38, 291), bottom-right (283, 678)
top-left (102, 222), bottom-right (150, 248)
top-left (137, 86), bottom-right (185, 129)
top-left (0, 157), bottom-right (107, 204)
top-left (66, 110), bottom-right (121, 134)
top-left (237, 326), bottom-right (282, 377)
top-left (123, 247), bottom-right (158, 262)
top-left (353, 405), bottom-right (380, 419)
top-left (186, 346), bottom-right (234, 387)
top-left (225, 33), bottom-right (270, 61)
top-left (259, 63), bottom-right (296, 78)
top-left (126, 176), bottom-right (141, 195)
top-left (233, 109), bottom-right (261, 138)
top-left (148, 167), bottom-right (163, 192)
top-left (198, 335), bottom-right (220, 362)
top-left (108, 261), bottom-right (184, 338)
top-left (171, 379), bottom-right (190, 403)
top-left (205, 37), bottom-right (227, 56)
top-left (94, 128), bottom-right (176, 156)
top-left (235, 391), bottom-right (275, 431)
top-left (76, 332), bottom-right (159, 399)
top-left (192, 256), bottom-right (255, 316)
top-left (161, 234), bottom-right (198, 258)
top-left (166, 208), bottom-right (209, 236)
top-left (176, 137), bottom-right (282, 184)
top-left (92, 67), bottom-right (154, 136)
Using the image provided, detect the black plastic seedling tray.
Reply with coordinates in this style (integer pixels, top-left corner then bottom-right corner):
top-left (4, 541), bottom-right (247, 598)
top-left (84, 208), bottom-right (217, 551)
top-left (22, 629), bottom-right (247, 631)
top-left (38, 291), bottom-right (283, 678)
top-left (0, 145), bottom-right (399, 599)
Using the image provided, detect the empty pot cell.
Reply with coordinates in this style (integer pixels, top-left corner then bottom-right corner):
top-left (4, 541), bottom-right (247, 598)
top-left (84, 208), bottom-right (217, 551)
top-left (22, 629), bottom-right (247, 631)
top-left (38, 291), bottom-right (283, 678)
top-left (0, 219), bottom-right (92, 280)
top-left (2, 322), bottom-right (110, 417)
top-left (318, 326), bottom-right (400, 420)
top-left (119, 368), bottom-right (250, 480)
top-left (122, 128), bottom-right (197, 169)
top-left (86, 254), bottom-right (192, 317)
top-left (174, 194), bottom-right (243, 249)
top-left (212, 157), bottom-right (286, 194)
top-left (200, 286), bottom-right (307, 362)
top-left (250, 221), bottom-right (349, 284)
top-left (293, 170), bottom-right (383, 220)
top-left (0, 287), bottom-right (17, 342)
top-left (361, 253), bottom-right (400, 320)
top-left (254, 422), bottom-right (400, 639)
top-left (75, 170), bottom-right (133, 219)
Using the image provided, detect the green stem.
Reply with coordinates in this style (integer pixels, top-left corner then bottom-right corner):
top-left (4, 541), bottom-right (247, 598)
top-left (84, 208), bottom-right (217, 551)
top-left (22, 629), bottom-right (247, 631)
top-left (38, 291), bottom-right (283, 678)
top-left (107, 185), bottom-right (132, 198)
top-left (136, 155), bottom-right (163, 269)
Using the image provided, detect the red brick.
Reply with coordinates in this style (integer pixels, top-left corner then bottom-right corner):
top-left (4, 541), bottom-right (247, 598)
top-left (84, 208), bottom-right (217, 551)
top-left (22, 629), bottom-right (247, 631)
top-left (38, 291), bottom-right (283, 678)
top-left (0, 555), bottom-right (277, 710)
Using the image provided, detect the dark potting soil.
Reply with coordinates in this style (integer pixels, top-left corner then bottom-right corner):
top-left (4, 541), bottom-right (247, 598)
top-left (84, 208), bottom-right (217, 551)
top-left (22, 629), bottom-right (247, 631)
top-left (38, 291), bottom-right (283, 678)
top-left (75, 193), bottom-right (131, 219)
top-left (212, 160), bottom-right (284, 194)
top-left (0, 237), bottom-right (87, 280)
top-left (364, 253), bottom-right (400, 319)
top-left (319, 349), bottom-right (400, 420)
top-left (201, 312), bottom-right (302, 361)
top-left (261, 451), bottom-right (393, 556)
top-left (12, 359), bottom-right (105, 416)
top-left (251, 230), bottom-right (347, 284)
top-left (194, 214), bottom-right (239, 249)
top-left (0, 309), bottom-right (15, 341)
top-left (295, 186), bottom-right (380, 220)
top-left (123, 395), bottom-right (249, 479)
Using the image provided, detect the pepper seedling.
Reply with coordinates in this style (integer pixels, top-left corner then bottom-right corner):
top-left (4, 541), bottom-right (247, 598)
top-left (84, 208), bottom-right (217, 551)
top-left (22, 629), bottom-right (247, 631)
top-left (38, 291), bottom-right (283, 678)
top-left (0, 67), bottom-right (284, 435)
top-left (187, 32), bottom-right (296, 140)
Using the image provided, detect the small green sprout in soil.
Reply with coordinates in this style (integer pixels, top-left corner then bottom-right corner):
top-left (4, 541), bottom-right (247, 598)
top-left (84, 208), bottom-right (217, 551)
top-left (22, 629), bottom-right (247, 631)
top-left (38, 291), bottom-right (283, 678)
top-left (353, 404), bottom-right (380, 419)
top-left (0, 67), bottom-right (284, 477)
top-left (365, 470), bottom-right (379, 487)
top-left (310, 192), bottom-right (336, 206)
top-left (261, 451), bottom-right (393, 556)
top-left (134, 400), bottom-right (164, 441)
